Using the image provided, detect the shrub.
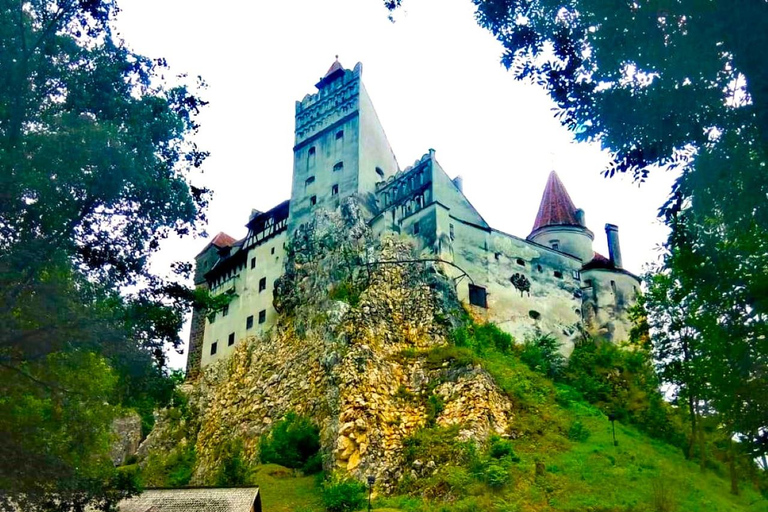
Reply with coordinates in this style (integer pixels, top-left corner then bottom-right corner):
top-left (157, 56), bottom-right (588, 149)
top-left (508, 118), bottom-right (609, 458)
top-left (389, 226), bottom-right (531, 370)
top-left (425, 346), bottom-right (478, 370)
top-left (425, 394), bottom-right (445, 426)
top-left (519, 334), bottom-right (565, 378)
top-left (322, 474), bottom-right (366, 512)
top-left (259, 412), bottom-right (322, 473)
top-left (451, 323), bottom-right (513, 353)
top-left (215, 439), bottom-right (249, 486)
top-left (567, 420), bottom-right (591, 442)
top-left (488, 435), bottom-right (519, 462)
top-left (483, 462), bottom-right (509, 488)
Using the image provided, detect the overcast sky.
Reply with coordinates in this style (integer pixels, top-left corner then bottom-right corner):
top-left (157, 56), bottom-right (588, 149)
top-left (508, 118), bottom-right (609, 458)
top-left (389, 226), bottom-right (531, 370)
top-left (115, 0), bottom-right (677, 369)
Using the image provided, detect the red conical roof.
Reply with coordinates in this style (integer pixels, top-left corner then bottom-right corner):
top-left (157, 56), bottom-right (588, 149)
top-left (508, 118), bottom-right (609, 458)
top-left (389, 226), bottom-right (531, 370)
top-left (315, 57), bottom-right (345, 89)
top-left (530, 171), bottom-right (581, 233)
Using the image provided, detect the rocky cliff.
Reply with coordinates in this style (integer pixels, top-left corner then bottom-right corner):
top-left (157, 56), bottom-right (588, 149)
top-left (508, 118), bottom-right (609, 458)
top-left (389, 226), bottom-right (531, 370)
top-left (140, 200), bottom-right (514, 490)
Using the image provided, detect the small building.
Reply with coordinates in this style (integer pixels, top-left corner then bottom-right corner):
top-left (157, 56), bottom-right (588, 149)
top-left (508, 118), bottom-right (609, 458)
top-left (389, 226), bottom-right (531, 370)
top-left (114, 487), bottom-right (261, 512)
top-left (186, 59), bottom-right (640, 375)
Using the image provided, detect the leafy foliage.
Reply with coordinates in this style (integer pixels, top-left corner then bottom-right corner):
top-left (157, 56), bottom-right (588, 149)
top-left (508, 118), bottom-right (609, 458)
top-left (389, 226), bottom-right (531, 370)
top-left (259, 412), bottom-right (322, 474)
top-left (519, 333), bottom-right (565, 379)
top-left (0, 0), bottom-right (208, 508)
top-left (321, 474), bottom-right (366, 512)
top-left (215, 440), bottom-right (249, 487)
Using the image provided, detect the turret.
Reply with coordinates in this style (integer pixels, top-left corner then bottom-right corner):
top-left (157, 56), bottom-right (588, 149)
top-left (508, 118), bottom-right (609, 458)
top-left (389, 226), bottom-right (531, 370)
top-left (528, 171), bottom-right (594, 262)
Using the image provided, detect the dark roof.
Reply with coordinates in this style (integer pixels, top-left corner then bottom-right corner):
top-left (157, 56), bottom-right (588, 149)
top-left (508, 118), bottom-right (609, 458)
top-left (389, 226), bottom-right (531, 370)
top-left (582, 252), bottom-right (613, 270)
top-left (113, 488), bottom-right (260, 512)
top-left (195, 232), bottom-right (237, 257)
top-left (530, 171), bottom-right (582, 234)
top-left (316, 58), bottom-right (345, 89)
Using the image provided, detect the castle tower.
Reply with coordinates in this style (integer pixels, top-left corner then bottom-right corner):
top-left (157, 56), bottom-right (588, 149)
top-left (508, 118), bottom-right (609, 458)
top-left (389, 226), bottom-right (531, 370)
top-left (528, 170), bottom-right (594, 262)
top-left (287, 59), bottom-right (399, 233)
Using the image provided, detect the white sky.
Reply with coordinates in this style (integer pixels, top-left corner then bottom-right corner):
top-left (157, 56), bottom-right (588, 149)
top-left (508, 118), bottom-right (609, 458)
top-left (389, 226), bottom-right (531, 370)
top-left (115, 0), bottom-right (677, 369)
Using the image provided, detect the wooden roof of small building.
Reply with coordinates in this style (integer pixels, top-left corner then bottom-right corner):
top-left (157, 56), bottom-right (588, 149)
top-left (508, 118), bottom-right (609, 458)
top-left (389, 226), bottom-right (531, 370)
top-left (113, 487), bottom-right (261, 512)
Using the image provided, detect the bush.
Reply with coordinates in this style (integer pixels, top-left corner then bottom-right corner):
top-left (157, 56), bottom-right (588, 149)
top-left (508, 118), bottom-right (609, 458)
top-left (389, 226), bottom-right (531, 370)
top-left (519, 333), bottom-right (565, 379)
top-left (402, 426), bottom-right (473, 467)
top-left (425, 394), bottom-right (445, 426)
top-left (567, 420), bottom-right (591, 442)
top-left (322, 474), bottom-right (366, 512)
top-left (451, 323), bottom-right (513, 353)
top-left (425, 346), bottom-right (478, 370)
top-left (215, 439), bottom-right (249, 486)
top-left (483, 462), bottom-right (509, 488)
top-left (259, 412), bottom-right (322, 473)
top-left (488, 435), bottom-right (519, 462)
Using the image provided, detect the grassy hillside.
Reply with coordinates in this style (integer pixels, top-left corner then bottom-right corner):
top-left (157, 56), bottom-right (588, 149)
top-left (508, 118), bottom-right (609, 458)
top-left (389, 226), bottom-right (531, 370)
top-left (228, 340), bottom-right (767, 512)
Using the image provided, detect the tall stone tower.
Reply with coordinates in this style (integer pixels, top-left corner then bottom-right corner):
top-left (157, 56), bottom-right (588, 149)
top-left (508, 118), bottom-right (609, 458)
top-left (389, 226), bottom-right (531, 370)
top-left (287, 60), bottom-right (399, 233)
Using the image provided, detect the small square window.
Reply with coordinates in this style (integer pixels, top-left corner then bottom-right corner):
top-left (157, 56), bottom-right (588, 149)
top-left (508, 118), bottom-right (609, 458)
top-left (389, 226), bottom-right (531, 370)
top-left (332, 184), bottom-right (339, 196)
top-left (310, 195), bottom-right (317, 206)
top-left (251, 257), bottom-right (256, 269)
top-left (259, 277), bottom-right (266, 292)
top-left (246, 315), bottom-right (254, 329)
top-left (259, 310), bottom-right (266, 324)
top-left (336, 130), bottom-right (344, 140)
top-left (550, 240), bottom-right (560, 251)
top-left (516, 258), bottom-right (525, 266)
top-left (333, 162), bottom-right (343, 172)
top-left (305, 176), bottom-right (315, 187)
top-left (468, 284), bottom-right (487, 308)
top-left (228, 332), bottom-right (235, 346)
top-left (222, 304), bottom-right (229, 317)
top-left (308, 146), bottom-right (316, 156)
top-left (413, 221), bottom-right (420, 235)
top-left (554, 270), bottom-right (563, 279)
top-left (572, 270), bottom-right (580, 280)
top-left (210, 342), bottom-right (218, 355)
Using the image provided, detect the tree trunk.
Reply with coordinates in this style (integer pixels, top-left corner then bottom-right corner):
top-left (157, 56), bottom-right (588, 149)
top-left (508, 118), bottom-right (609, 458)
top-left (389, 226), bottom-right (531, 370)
top-left (729, 441), bottom-right (739, 496)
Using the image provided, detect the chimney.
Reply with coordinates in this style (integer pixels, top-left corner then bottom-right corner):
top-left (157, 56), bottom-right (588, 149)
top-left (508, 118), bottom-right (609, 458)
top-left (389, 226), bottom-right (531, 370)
top-left (452, 175), bottom-right (464, 193)
top-left (605, 224), bottom-right (623, 269)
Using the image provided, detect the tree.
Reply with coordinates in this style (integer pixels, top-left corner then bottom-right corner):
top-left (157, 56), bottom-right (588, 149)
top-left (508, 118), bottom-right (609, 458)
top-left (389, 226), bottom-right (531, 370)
top-left (0, 0), bottom-right (208, 509)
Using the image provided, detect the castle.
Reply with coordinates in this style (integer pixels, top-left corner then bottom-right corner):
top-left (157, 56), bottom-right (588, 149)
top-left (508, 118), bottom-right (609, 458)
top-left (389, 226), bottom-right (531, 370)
top-left (186, 60), bottom-right (640, 375)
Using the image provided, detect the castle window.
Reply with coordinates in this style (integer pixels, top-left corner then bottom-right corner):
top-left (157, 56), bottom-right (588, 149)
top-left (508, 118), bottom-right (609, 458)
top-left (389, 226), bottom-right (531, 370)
top-left (376, 167), bottom-right (385, 179)
top-left (210, 342), bottom-right (218, 355)
top-left (331, 184), bottom-right (339, 196)
top-left (550, 240), bottom-right (560, 251)
top-left (246, 315), bottom-right (254, 330)
top-left (516, 258), bottom-right (525, 266)
top-left (259, 309), bottom-right (266, 324)
top-left (222, 304), bottom-right (229, 317)
top-left (413, 221), bottom-right (420, 235)
top-left (529, 310), bottom-right (541, 320)
top-left (554, 270), bottom-right (563, 279)
top-left (611, 280), bottom-right (617, 293)
top-left (575, 308), bottom-right (581, 317)
top-left (228, 332), bottom-right (235, 346)
top-left (336, 130), bottom-right (344, 140)
top-left (468, 284), bottom-right (487, 308)
top-left (495, 252), bottom-right (501, 260)
top-left (307, 146), bottom-right (316, 170)
top-left (537, 264), bottom-right (543, 272)
top-left (251, 257), bottom-right (256, 269)
top-left (310, 195), bottom-right (317, 206)
top-left (333, 162), bottom-right (344, 172)
top-left (271, 247), bottom-right (275, 255)
top-left (305, 176), bottom-right (315, 188)
top-left (449, 223), bottom-right (455, 240)
top-left (259, 277), bottom-right (266, 292)
top-left (572, 270), bottom-right (580, 280)
top-left (209, 311), bottom-right (216, 323)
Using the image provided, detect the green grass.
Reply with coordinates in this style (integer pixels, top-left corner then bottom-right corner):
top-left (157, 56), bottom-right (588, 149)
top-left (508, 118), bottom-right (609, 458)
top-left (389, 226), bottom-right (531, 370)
top-left (246, 464), bottom-right (323, 512)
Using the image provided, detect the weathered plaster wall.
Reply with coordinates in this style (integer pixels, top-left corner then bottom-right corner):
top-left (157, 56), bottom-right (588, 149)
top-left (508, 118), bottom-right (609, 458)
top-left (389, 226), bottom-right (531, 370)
top-left (201, 232), bottom-right (287, 367)
top-left (581, 268), bottom-right (640, 343)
